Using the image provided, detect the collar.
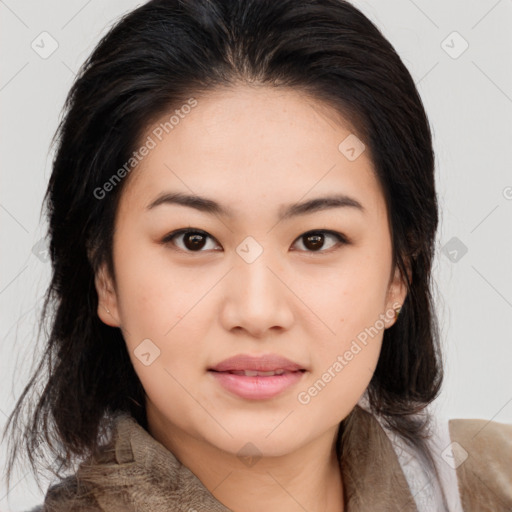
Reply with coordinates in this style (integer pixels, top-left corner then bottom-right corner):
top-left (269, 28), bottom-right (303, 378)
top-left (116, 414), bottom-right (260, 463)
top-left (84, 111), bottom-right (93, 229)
top-left (74, 405), bottom-right (418, 511)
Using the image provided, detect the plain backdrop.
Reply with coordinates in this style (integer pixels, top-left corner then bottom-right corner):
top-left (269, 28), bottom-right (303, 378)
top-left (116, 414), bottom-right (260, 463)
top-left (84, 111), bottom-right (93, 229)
top-left (1, 1), bottom-right (511, 510)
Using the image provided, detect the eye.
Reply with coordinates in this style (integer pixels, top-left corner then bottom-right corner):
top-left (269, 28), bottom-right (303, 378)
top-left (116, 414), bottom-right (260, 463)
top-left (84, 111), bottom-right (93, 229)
top-left (162, 228), bottom-right (349, 254)
top-left (291, 230), bottom-right (349, 253)
top-left (161, 228), bottom-right (220, 252)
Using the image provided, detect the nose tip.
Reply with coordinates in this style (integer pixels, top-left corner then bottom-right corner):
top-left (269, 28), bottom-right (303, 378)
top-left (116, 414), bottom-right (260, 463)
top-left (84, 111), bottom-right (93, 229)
top-left (220, 258), bottom-right (295, 337)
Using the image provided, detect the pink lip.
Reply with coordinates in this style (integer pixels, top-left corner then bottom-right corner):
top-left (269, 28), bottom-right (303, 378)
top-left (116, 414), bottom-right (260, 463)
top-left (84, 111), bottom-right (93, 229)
top-left (208, 353), bottom-right (305, 372)
top-left (209, 370), bottom-right (306, 400)
top-left (208, 353), bottom-right (307, 400)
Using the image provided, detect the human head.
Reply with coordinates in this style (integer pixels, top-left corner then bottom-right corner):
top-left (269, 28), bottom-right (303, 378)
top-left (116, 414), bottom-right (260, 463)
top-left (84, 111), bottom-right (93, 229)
top-left (4, 0), bottom-right (442, 485)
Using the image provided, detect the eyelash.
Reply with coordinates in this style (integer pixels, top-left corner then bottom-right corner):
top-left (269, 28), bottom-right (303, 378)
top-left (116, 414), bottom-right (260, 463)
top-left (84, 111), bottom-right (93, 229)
top-left (161, 228), bottom-right (350, 254)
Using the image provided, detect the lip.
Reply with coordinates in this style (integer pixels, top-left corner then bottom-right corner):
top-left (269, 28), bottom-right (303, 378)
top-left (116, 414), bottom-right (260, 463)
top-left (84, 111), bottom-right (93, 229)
top-left (208, 353), bottom-right (306, 400)
top-left (208, 353), bottom-right (305, 372)
top-left (209, 370), bottom-right (306, 400)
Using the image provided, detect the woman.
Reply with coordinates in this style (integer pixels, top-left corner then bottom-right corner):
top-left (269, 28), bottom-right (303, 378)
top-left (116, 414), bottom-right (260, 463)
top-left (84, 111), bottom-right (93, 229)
top-left (3, 0), bottom-right (511, 511)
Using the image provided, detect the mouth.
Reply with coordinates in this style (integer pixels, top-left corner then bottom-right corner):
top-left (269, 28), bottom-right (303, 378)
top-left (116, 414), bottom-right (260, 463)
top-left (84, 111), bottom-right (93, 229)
top-left (207, 369), bottom-right (307, 399)
top-left (209, 369), bottom-right (306, 376)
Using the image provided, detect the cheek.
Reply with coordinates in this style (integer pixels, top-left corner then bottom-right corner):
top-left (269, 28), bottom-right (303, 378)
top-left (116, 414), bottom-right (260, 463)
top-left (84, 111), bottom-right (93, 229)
top-left (112, 242), bottom-right (185, 332)
top-left (113, 256), bottom-right (204, 410)
top-left (299, 249), bottom-right (390, 329)
top-left (296, 245), bottom-right (390, 390)
top-left (112, 246), bottom-right (211, 376)
top-left (297, 302), bottom-right (384, 417)
top-left (116, 272), bottom-right (169, 335)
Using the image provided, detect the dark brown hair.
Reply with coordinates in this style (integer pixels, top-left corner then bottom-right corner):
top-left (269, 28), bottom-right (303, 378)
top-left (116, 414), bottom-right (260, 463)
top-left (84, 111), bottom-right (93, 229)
top-left (3, 0), bottom-right (443, 497)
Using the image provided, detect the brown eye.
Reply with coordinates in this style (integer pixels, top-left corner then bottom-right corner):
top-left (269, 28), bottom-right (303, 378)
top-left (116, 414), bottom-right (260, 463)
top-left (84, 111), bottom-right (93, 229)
top-left (162, 229), bottom-right (219, 252)
top-left (162, 228), bottom-right (348, 254)
top-left (293, 230), bottom-right (348, 253)
top-left (182, 232), bottom-right (207, 250)
top-left (303, 233), bottom-right (324, 251)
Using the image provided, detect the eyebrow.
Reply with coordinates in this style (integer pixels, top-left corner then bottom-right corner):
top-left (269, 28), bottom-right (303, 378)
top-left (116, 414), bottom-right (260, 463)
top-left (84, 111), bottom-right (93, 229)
top-left (146, 191), bottom-right (365, 220)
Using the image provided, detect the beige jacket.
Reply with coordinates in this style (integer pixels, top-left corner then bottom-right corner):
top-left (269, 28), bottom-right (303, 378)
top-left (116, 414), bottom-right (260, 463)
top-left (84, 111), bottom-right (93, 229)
top-left (37, 406), bottom-right (512, 511)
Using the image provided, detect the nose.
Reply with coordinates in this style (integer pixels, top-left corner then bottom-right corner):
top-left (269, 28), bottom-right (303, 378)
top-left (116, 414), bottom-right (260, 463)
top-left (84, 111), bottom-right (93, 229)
top-left (219, 253), bottom-right (295, 338)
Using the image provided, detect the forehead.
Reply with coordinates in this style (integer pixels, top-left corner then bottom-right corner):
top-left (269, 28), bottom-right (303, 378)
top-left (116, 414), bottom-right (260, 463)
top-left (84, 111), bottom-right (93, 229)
top-left (120, 85), bottom-right (385, 222)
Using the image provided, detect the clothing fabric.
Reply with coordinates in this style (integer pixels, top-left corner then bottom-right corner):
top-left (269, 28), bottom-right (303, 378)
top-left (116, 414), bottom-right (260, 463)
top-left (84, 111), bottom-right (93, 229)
top-left (356, 395), bottom-right (463, 511)
top-left (32, 404), bottom-right (512, 511)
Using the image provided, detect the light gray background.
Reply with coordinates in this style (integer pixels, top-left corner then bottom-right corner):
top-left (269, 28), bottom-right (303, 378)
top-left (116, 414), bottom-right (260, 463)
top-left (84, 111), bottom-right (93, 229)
top-left (1, 1), bottom-right (511, 510)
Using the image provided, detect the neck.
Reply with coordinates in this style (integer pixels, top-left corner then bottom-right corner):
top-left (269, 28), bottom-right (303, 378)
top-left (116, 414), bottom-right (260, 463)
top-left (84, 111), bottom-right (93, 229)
top-left (147, 414), bottom-right (345, 512)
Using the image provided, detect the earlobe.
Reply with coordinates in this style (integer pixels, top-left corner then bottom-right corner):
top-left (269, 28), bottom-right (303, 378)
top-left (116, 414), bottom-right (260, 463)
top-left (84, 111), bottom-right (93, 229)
top-left (385, 264), bottom-right (409, 328)
top-left (94, 264), bottom-right (121, 327)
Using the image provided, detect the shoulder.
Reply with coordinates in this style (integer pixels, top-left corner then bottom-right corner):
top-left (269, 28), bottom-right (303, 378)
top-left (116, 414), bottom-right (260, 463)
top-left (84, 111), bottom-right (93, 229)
top-left (36, 474), bottom-right (103, 512)
top-left (449, 417), bottom-right (512, 511)
top-left (34, 413), bottom-right (145, 511)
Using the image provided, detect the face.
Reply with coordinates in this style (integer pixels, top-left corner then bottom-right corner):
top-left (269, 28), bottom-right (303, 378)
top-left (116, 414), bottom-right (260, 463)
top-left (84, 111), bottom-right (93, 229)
top-left (95, 85), bottom-right (407, 459)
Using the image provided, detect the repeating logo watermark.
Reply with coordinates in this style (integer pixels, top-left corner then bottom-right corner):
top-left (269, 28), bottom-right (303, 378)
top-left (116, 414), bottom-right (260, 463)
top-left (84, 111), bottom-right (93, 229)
top-left (236, 236), bottom-right (264, 264)
top-left (441, 31), bottom-right (469, 60)
top-left (338, 133), bottom-right (366, 161)
top-left (237, 441), bottom-right (263, 467)
top-left (441, 441), bottom-right (468, 469)
top-left (134, 338), bottom-right (161, 366)
top-left (31, 237), bottom-right (50, 263)
top-left (442, 236), bottom-right (468, 263)
top-left (31, 31), bottom-right (59, 59)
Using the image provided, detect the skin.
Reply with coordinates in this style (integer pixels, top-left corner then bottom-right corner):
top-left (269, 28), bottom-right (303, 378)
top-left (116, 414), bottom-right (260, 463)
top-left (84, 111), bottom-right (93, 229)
top-left (95, 85), bottom-right (408, 512)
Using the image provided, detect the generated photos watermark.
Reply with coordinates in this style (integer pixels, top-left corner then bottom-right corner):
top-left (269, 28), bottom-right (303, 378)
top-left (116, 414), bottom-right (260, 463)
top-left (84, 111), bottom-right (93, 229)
top-left (93, 98), bottom-right (198, 200)
top-left (297, 302), bottom-right (401, 405)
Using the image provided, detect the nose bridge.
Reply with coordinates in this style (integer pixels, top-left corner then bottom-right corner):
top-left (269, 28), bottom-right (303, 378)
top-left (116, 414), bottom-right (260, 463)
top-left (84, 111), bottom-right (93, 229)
top-left (222, 239), bottom-right (294, 334)
top-left (234, 244), bottom-right (282, 306)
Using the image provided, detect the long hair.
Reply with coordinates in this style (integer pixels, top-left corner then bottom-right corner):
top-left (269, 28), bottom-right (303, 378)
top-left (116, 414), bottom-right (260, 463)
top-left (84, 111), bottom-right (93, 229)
top-left (2, 0), bottom-right (443, 492)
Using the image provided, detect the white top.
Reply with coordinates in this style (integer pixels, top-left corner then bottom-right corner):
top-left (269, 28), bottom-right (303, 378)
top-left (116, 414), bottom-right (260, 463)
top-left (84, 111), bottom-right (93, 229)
top-left (357, 394), bottom-right (464, 512)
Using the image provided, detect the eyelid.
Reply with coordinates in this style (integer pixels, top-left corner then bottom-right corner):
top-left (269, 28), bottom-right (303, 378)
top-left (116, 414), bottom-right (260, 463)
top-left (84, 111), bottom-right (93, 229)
top-left (161, 228), bottom-right (350, 253)
top-left (161, 228), bottom-right (221, 250)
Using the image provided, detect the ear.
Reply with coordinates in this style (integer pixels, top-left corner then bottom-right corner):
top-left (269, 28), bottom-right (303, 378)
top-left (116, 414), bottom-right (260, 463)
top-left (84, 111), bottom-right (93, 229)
top-left (94, 262), bottom-right (121, 327)
top-left (384, 263), bottom-right (409, 329)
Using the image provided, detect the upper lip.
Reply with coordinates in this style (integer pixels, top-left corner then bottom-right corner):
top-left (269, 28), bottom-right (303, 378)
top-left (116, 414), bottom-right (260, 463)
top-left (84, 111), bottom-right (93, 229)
top-left (208, 354), bottom-right (305, 372)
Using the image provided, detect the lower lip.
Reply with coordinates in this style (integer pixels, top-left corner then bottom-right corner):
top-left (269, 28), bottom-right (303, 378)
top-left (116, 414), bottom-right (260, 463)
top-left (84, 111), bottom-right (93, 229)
top-left (208, 370), bottom-right (305, 400)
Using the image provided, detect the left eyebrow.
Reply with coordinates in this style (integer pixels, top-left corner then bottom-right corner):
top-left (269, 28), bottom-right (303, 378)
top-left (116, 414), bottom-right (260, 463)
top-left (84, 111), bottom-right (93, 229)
top-left (278, 194), bottom-right (366, 220)
top-left (146, 191), bottom-right (366, 219)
